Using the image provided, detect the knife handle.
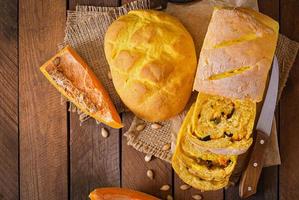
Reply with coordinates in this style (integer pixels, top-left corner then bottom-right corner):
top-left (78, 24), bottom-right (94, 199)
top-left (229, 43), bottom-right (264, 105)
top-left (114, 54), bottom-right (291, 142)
top-left (239, 130), bottom-right (269, 199)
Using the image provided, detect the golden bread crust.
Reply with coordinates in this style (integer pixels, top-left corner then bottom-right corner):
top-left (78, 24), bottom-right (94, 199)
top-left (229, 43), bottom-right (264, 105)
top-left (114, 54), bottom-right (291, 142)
top-left (193, 7), bottom-right (279, 102)
top-left (104, 10), bottom-right (197, 121)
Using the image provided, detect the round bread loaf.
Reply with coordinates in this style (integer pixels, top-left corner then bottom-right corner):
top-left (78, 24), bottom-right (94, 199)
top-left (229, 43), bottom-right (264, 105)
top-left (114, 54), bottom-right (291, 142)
top-left (104, 10), bottom-right (197, 121)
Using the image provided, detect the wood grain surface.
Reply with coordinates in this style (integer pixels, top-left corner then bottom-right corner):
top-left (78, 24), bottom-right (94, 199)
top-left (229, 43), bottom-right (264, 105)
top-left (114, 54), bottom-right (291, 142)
top-left (121, 112), bottom-right (173, 200)
top-left (0, 0), bottom-right (296, 199)
top-left (0, 0), bottom-right (18, 199)
top-left (279, 0), bottom-right (299, 199)
top-left (70, 116), bottom-right (121, 199)
top-left (19, 0), bottom-right (68, 199)
top-left (68, 1), bottom-right (121, 199)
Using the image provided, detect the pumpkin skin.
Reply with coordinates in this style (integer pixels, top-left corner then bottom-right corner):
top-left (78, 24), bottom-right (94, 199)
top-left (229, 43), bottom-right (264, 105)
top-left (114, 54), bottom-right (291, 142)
top-left (89, 187), bottom-right (159, 200)
top-left (40, 45), bottom-right (122, 129)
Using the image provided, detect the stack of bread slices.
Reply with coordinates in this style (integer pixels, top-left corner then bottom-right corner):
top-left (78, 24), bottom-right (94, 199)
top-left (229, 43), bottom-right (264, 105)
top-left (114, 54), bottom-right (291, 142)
top-left (172, 7), bottom-right (279, 191)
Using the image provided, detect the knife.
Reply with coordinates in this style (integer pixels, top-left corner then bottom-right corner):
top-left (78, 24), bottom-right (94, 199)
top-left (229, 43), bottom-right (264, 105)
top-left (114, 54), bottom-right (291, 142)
top-left (239, 57), bottom-right (279, 198)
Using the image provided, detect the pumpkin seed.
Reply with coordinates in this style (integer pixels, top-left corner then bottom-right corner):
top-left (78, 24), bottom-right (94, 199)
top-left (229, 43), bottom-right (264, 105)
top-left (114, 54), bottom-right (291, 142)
top-left (144, 154), bottom-right (152, 162)
top-left (101, 127), bottom-right (109, 138)
top-left (166, 195), bottom-right (173, 200)
top-left (151, 123), bottom-right (162, 129)
top-left (79, 113), bottom-right (89, 122)
top-left (162, 143), bottom-right (171, 151)
top-left (136, 124), bottom-right (146, 131)
top-left (160, 184), bottom-right (170, 191)
top-left (52, 57), bottom-right (60, 66)
top-left (146, 169), bottom-right (154, 180)
top-left (180, 184), bottom-right (191, 190)
top-left (192, 194), bottom-right (202, 200)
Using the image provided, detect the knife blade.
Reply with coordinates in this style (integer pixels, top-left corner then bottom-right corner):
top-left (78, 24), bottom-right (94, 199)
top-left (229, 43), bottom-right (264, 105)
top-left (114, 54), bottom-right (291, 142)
top-left (256, 56), bottom-right (279, 135)
top-left (239, 56), bottom-right (279, 198)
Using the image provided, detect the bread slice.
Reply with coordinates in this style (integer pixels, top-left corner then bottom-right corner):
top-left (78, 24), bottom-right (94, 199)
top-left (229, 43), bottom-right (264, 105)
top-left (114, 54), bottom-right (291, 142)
top-left (190, 93), bottom-right (256, 155)
top-left (177, 143), bottom-right (237, 181)
top-left (172, 104), bottom-right (237, 190)
top-left (172, 154), bottom-right (230, 191)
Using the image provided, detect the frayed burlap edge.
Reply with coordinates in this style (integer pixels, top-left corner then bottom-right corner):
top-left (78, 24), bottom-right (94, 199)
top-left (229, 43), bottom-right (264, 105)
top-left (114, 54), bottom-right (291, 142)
top-left (124, 118), bottom-right (173, 162)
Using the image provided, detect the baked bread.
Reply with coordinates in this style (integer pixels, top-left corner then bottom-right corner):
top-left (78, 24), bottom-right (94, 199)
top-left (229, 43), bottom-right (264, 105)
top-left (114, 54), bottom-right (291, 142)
top-left (173, 7), bottom-right (279, 191)
top-left (190, 93), bottom-right (256, 155)
top-left (178, 140), bottom-right (237, 181)
top-left (104, 10), bottom-right (197, 121)
top-left (172, 153), bottom-right (230, 191)
top-left (172, 105), bottom-right (237, 191)
top-left (193, 7), bottom-right (279, 102)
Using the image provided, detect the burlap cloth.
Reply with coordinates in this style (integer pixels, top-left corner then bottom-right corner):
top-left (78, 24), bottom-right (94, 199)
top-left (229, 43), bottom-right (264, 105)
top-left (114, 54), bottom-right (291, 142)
top-left (61, 0), bottom-right (299, 176)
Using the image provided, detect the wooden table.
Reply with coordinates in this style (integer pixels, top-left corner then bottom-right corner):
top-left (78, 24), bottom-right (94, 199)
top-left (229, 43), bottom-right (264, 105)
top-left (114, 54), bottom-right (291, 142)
top-left (1, 0), bottom-right (298, 199)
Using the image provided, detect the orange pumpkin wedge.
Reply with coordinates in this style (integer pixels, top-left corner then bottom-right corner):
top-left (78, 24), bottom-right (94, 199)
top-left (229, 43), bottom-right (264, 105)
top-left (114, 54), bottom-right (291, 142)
top-left (40, 45), bottom-right (123, 129)
top-left (89, 187), bottom-right (159, 200)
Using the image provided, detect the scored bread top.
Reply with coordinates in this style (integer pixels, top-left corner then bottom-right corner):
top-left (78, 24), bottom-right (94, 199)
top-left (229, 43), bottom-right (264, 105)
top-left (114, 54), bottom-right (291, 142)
top-left (193, 7), bottom-right (279, 102)
top-left (104, 10), bottom-right (197, 122)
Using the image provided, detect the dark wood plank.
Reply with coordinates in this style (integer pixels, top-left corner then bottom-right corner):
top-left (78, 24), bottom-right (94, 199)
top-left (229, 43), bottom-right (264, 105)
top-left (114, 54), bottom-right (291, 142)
top-left (70, 117), bottom-right (121, 199)
top-left (68, 1), bottom-right (121, 200)
top-left (279, 0), bottom-right (299, 199)
top-left (258, 0), bottom-right (279, 20)
top-left (121, 112), bottom-right (173, 200)
top-left (0, 0), bottom-right (18, 199)
top-left (279, 56), bottom-right (299, 200)
top-left (279, 0), bottom-right (299, 42)
top-left (19, 0), bottom-right (68, 199)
